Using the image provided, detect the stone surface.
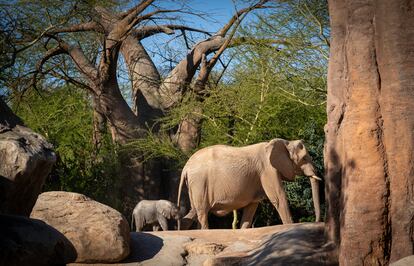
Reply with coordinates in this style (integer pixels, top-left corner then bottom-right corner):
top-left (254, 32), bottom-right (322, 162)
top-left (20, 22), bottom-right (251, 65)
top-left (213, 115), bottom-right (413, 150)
top-left (30, 191), bottom-right (130, 263)
top-left (206, 223), bottom-right (336, 266)
top-left (0, 214), bottom-right (77, 266)
top-left (0, 99), bottom-right (56, 216)
top-left (325, 0), bottom-right (414, 264)
top-left (125, 233), bottom-right (190, 266)
top-left (391, 256), bottom-right (414, 266)
top-left (70, 223), bottom-right (336, 266)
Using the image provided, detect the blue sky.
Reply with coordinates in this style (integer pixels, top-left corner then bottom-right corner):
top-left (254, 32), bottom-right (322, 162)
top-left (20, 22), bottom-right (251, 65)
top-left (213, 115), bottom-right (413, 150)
top-left (135, 0), bottom-right (263, 75)
top-left (150, 0), bottom-right (260, 34)
top-left (188, 0), bottom-right (239, 32)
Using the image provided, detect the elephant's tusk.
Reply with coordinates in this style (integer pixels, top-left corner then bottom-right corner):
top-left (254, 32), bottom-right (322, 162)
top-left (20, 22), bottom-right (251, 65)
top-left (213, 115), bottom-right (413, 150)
top-left (311, 175), bottom-right (322, 181)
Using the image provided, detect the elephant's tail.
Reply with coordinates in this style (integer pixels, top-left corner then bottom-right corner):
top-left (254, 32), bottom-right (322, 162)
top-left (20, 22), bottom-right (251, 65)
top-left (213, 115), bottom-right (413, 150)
top-left (131, 212), bottom-right (134, 231)
top-left (177, 169), bottom-right (187, 208)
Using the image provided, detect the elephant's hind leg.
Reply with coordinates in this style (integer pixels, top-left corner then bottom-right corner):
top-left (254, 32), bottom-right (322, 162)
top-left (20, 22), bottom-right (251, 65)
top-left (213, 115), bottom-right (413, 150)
top-left (240, 202), bottom-right (259, 229)
top-left (135, 216), bottom-right (144, 232)
top-left (188, 179), bottom-right (210, 229)
top-left (196, 209), bottom-right (209, 229)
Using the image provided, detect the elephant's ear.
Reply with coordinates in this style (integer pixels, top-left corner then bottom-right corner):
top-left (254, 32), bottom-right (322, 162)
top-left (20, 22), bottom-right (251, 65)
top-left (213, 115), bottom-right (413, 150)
top-left (265, 139), bottom-right (296, 180)
top-left (157, 201), bottom-right (172, 219)
top-left (161, 202), bottom-right (172, 219)
top-left (162, 209), bottom-right (171, 219)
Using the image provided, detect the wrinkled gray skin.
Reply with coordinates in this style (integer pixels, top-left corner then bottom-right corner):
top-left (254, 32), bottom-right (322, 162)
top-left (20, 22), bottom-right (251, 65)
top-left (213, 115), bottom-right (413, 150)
top-left (131, 200), bottom-right (181, 232)
top-left (177, 138), bottom-right (321, 230)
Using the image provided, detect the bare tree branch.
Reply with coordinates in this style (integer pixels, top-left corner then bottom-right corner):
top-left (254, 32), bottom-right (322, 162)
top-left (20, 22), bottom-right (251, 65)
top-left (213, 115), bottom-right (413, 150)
top-left (194, 11), bottom-right (247, 93)
top-left (121, 0), bottom-right (155, 26)
top-left (32, 46), bottom-right (66, 90)
top-left (120, 0), bottom-right (154, 19)
top-left (105, 0), bottom-right (160, 45)
top-left (132, 25), bottom-right (210, 40)
top-left (48, 21), bottom-right (103, 34)
top-left (216, 0), bottom-right (269, 37)
top-left (158, 1), bottom-right (271, 109)
top-left (50, 68), bottom-right (95, 93)
top-left (44, 35), bottom-right (99, 86)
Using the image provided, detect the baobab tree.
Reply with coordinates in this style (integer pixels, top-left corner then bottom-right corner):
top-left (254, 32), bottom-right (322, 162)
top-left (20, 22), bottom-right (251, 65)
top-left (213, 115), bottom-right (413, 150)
top-left (32, 0), bottom-right (271, 214)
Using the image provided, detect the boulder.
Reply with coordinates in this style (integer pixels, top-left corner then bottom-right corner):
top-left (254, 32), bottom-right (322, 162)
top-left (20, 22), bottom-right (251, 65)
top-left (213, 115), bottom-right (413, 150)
top-left (31, 191), bottom-right (130, 263)
top-left (205, 223), bottom-right (336, 266)
top-left (0, 99), bottom-right (56, 216)
top-left (391, 256), bottom-right (414, 266)
top-left (0, 214), bottom-right (77, 266)
top-left (69, 223), bottom-right (336, 266)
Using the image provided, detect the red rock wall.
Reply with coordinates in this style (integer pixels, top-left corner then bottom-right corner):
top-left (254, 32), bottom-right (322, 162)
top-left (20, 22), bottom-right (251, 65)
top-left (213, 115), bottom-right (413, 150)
top-left (325, 0), bottom-right (414, 264)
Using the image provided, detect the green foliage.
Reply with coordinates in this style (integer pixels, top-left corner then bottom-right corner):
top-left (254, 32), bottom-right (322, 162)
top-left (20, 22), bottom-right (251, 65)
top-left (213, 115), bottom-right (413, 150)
top-left (13, 86), bottom-right (120, 207)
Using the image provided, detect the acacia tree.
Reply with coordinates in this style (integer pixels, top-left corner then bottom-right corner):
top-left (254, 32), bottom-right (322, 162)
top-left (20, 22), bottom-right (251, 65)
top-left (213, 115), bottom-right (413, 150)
top-left (28, 0), bottom-right (270, 214)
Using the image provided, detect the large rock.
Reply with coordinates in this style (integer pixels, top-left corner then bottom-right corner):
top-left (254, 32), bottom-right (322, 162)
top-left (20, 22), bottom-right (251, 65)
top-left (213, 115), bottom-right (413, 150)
top-left (0, 214), bottom-right (77, 266)
top-left (205, 223), bottom-right (336, 266)
top-left (70, 223), bottom-right (336, 266)
top-left (325, 0), bottom-right (414, 264)
top-left (0, 99), bottom-right (56, 216)
top-left (31, 191), bottom-right (130, 263)
top-left (391, 256), bottom-right (414, 266)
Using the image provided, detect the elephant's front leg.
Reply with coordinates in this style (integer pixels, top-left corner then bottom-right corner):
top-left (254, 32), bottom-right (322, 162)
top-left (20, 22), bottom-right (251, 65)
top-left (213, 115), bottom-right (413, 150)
top-left (158, 215), bottom-right (169, 231)
top-left (261, 171), bottom-right (293, 224)
top-left (240, 202), bottom-right (259, 229)
top-left (153, 224), bottom-right (160, 231)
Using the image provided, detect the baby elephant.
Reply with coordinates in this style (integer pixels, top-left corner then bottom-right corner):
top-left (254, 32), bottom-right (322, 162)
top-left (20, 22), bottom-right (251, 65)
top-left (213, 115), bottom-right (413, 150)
top-left (131, 200), bottom-right (181, 232)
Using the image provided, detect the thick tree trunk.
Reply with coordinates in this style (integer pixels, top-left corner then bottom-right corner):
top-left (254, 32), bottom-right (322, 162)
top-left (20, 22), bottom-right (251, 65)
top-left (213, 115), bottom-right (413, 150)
top-left (92, 97), bottom-right (106, 152)
top-left (95, 81), bottom-right (144, 144)
top-left (121, 36), bottom-right (163, 126)
top-left (325, 0), bottom-right (414, 264)
top-left (93, 81), bottom-right (162, 217)
top-left (159, 36), bottom-right (226, 109)
top-left (174, 111), bottom-right (202, 154)
top-left (119, 35), bottom-right (225, 207)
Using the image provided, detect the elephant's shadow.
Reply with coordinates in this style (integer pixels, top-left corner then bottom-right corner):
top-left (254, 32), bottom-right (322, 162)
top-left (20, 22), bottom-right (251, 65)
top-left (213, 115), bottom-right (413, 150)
top-left (122, 232), bottom-right (163, 262)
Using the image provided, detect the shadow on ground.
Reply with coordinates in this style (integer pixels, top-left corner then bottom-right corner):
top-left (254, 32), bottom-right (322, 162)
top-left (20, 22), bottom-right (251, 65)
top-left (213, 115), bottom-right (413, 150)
top-left (122, 233), bottom-right (164, 262)
top-left (207, 224), bottom-right (337, 266)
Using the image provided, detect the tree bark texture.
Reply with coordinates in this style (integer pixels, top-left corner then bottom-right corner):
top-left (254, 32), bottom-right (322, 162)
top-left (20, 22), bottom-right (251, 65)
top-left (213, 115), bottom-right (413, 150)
top-left (325, 0), bottom-right (414, 264)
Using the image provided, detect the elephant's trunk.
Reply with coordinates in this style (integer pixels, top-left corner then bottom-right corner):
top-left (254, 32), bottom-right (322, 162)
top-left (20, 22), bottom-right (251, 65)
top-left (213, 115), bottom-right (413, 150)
top-left (310, 176), bottom-right (321, 222)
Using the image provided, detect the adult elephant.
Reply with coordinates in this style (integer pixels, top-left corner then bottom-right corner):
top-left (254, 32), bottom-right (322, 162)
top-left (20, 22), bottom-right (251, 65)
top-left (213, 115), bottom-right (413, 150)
top-left (177, 138), bottom-right (321, 229)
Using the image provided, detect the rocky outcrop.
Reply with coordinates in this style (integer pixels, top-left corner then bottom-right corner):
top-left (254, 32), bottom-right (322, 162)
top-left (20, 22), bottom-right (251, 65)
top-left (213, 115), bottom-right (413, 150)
top-left (325, 0), bottom-right (414, 264)
top-left (70, 223), bottom-right (336, 266)
top-left (0, 98), bottom-right (56, 216)
top-left (0, 214), bottom-right (77, 266)
top-left (205, 223), bottom-right (336, 266)
top-left (31, 191), bottom-right (130, 263)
